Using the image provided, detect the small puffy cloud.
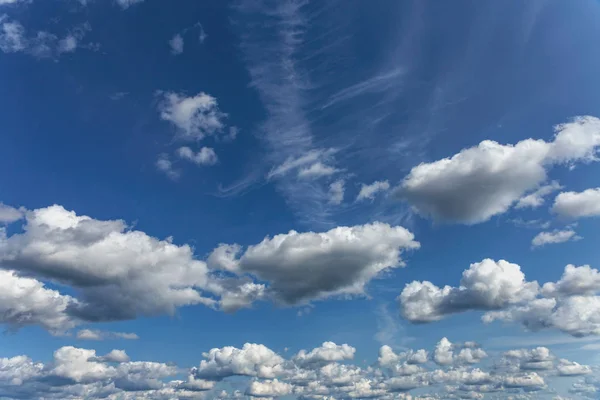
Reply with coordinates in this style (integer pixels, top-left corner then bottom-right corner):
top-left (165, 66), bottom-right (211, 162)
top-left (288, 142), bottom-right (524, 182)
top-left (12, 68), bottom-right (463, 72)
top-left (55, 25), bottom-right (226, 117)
top-left (357, 181), bottom-right (390, 201)
top-left (399, 259), bottom-right (539, 323)
top-left (328, 180), bottom-right (345, 205)
top-left (396, 116), bottom-right (600, 224)
top-left (0, 203), bottom-right (23, 223)
top-left (556, 359), bottom-right (592, 376)
top-left (293, 342), bottom-right (355, 367)
top-left (246, 379), bottom-right (293, 397)
top-left (552, 188), bottom-right (600, 219)
top-left (155, 153), bottom-right (180, 180)
top-left (541, 264), bottom-right (600, 297)
top-left (76, 329), bottom-right (139, 341)
top-left (158, 91), bottom-right (226, 141)
top-left (210, 222), bottom-right (419, 305)
top-left (515, 181), bottom-right (562, 209)
top-left (177, 146), bottom-right (218, 166)
top-left (433, 338), bottom-right (454, 366)
top-left (194, 343), bottom-right (285, 380)
top-left (169, 34), bottom-right (183, 55)
top-left (531, 229), bottom-right (581, 248)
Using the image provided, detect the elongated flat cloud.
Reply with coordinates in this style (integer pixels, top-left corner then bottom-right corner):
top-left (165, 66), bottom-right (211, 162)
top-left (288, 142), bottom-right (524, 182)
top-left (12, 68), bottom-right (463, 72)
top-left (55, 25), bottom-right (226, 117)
top-left (552, 187), bottom-right (600, 219)
top-left (400, 261), bottom-right (600, 337)
top-left (531, 229), bottom-right (581, 247)
top-left (396, 116), bottom-right (600, 224)
top-left (209, 222), bottom-right (419, 305)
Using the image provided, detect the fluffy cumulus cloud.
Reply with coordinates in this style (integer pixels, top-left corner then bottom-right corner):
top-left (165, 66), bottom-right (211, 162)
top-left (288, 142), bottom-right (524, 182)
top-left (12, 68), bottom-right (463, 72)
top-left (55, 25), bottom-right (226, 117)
top-left (0, 340), bottom-right (591, 400)
top-left (0, 204), bottom-right (219, 328)
top-left (0, 202), bottom-right (421, 334)
top-left (531, 229), bottom-right (581, 248)
top-left (399, 259), bottom-right (539, 323)
top-left (158, 91), bottom-right (227, 141)
top-left (400, 261), bottom-right (600, 337)
top-left (293, 342), bottom-right (356, 367)
top-left (552, 187), bottom-right (600, 219)
top-left (209, 222), bottom-right (419, 305)
top-left (0, 269), bottom-right (75, 333)
top-left (116, 0), bottom-right (145, 9)
top-left (194, 343), bottom-right (286, 380)
top-left (396, 116), bottom-right (600, 224)
top-left (267, 148), bottom-right (341, 183)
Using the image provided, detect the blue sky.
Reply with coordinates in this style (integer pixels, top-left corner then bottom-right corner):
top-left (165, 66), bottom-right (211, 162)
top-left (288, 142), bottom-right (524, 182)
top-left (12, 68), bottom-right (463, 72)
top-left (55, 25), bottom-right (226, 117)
top-left (1, 0), bottom-right (600, 399)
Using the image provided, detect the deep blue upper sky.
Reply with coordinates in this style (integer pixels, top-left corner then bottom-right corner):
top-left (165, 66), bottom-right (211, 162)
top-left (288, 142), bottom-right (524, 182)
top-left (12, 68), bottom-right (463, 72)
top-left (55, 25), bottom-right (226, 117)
top-left (1, 1), bottom-right (600, 399)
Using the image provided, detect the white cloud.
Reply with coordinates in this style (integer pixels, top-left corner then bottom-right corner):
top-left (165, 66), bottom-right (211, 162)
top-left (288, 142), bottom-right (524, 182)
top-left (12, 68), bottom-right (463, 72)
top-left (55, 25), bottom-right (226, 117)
top-left (0, 203), bottom-right (23, 223)
top-left (155, 153), bottom-right (180, 180)
top-left (433, 338), bottom-right (454, 366)
top-left (102, 350), bottom-right (130, 363)
top-left (246, 379), bottom-right (293, 397)
top-left (158, 91), bottom-right (226, 141)
top-left (0, 204), bottom-right (218, 325)
top-left (293, 342), bottom-right (355, 367)
top-left (515, 181), bottom-right (562, 209)
top-left (177, 146), bottom-right (218, 166)
top-left (541, 264), bottom-right (600, 297)
top-left (297, 162), bottom-right (340, 180)
top-left (210, 222), bottom-right (419, 305)
top-left (169, 34), bottom-right (183, 55)
top-left (0, 16), bottom-right (90, 58)
top-left (0, 339), bottom-right (591, 400)
top-left (76, 329), bottom-right (139, 341)
top-left (194, 343), bottom-right (285, 380)
top-left (556, 359), bottom-right (592, 376)
top-left (115, 0), bottom-right (144, 9)
top-left (552, 187), bottom-right (600, 219)
top-left (357, 180), bottom-right (390, 201)
top-left (401, 261), bottom-right (600, 337)
top-left (0, 0), bottom-right (28, 5)
top-left (531, 229), bottom-right (581, 247)
top-left (399, 259), bottom-right (539, 323)
top-left (0, 269), bottom-right (75, 333)
top-left (396, 116), bottom-right (600, 224)
top-left (328, 180), bottom-right (345, 205)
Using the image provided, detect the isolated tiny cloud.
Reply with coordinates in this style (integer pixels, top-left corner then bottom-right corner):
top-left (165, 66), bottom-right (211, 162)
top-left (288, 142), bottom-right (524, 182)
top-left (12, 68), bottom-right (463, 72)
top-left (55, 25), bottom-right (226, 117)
top-left (395, 116), bottom-right (600, 224)
top-left (157, 91), bottom-right (227, 141)
top-left (399, 261), bottom-right (600, 337)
